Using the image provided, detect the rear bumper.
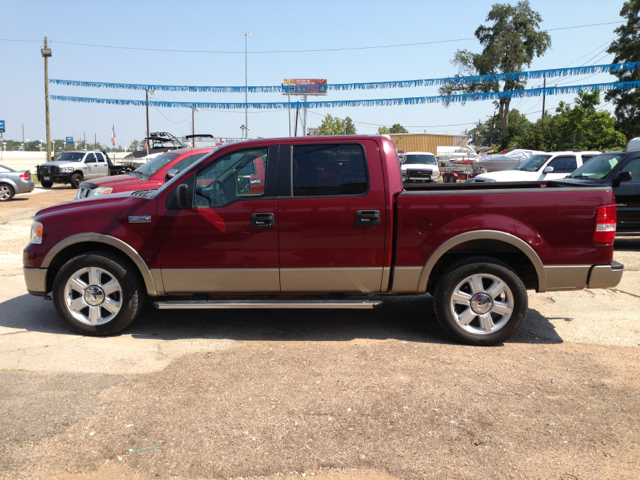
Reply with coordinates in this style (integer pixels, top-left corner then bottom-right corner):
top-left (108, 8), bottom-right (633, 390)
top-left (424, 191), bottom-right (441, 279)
top-left (24, 267), bottom-right (48, 297)
top-left (16, 180), bottom-right (35, 194)
top-left (587, 261), bottom-right (624, 289)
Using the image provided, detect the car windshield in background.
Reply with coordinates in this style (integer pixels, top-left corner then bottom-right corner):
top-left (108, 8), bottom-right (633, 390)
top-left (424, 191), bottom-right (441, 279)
top-left (514, 155), bottom-right (552, 172)
top-left (405, 154), bottom-right (436, 165)
top-left (569, 153), bottom-right (624, 180)
top-left (0, 164), bottom-right (17, 173)
top-left (135, 152), bottom-right (179, 177)
top-left (54, 152), bottom-right (84, 162)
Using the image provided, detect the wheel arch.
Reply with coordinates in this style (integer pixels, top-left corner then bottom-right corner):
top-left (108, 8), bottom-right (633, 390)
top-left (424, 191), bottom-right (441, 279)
top-left (418, 230), bottom-right (547, 293)
top-left (42, 233), bottom-right (161, 296)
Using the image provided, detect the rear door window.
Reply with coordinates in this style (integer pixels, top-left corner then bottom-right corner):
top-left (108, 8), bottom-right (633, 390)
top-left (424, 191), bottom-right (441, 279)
top-left (96, 153), bottom-right (105, 162)
top-left (548, 156), bottom-right (577, 173)
top-left (292, 144), bottom-right (368, 197)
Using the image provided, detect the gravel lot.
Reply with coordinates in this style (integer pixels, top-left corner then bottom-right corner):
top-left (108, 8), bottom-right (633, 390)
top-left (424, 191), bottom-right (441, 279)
top-left (1, 188), bottom-right (639, 480)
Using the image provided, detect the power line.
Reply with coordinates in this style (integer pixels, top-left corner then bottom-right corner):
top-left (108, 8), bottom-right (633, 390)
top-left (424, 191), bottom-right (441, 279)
top-left (0, 21), bottom-right (624, 54)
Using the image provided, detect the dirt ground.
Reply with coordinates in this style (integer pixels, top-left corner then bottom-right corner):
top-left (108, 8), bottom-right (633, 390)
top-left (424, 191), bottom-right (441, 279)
top-left (1, 189), bottom-right (639, 480)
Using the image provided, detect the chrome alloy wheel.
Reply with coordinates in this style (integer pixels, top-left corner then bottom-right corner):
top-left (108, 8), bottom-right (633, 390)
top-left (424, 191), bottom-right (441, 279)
top-left (0, 185), bottom-right (12, 200)
top-left (64, 267), bottom-right (122, 325)
top-left (449, 273), bottom-right (514, 335)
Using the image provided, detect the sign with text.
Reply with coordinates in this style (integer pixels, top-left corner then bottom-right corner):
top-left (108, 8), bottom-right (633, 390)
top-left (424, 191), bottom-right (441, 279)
top-left (282, 79), bottom-right (327, 96)
top-left (66, 137), bottom-right (73, 143)
top-left (0, 120), bottom-right (5, 133)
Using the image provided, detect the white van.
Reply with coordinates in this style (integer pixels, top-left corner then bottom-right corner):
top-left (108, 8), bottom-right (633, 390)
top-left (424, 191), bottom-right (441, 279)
top-left (472, 151), bottom-right (602, 183)
top-left (627, 137), bottom-right (640, 152)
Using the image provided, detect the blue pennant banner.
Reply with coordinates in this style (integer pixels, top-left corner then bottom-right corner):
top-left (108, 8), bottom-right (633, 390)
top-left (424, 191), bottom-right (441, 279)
top-left (50, 81), bottom-right (640, 110)
top-left (49, 62), bottom-right (640, 93)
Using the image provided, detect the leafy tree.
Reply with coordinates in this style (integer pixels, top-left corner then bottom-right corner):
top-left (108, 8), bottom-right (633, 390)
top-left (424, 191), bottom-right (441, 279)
top-left (439, 1), bottom-right (551, 142)
top-left (389, 124), bottom-right (409, 133)
top-left (317, 114), bottom-right (358, 135)
top-left (467, 109), bottom-right (533, 147)
top-left (553, 92), bottom-right (626, 150)
top-left (128, 139), bottom-right (142, 151)
top-left (605, 0), bottom-right (640, 140)
top-left (377, 126), bottom-right (391, 134)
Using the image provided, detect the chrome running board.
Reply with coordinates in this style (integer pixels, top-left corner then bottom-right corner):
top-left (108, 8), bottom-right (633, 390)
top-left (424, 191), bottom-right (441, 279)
top-left (153, 299), bottom-right (382, 310)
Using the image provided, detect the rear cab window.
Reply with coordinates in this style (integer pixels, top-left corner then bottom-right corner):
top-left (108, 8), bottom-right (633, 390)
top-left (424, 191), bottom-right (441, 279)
top-left (291, 144), bottom-right (368, 197)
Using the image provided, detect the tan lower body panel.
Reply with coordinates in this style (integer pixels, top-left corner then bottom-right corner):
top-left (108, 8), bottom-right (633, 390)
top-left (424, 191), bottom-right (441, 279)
top-left (161, 269), bottom-right (280, 294)
top-left (390, 267), bottom-right (422, 293)
top-left (544, 265), bottom-right (591, 291)
top-left (279, 268), bottom-right (383, 293)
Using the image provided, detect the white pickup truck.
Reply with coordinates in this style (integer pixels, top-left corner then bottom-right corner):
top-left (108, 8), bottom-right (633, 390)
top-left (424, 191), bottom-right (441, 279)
top-left (472, 151), bottom-right (602, 183)
top-left (35, 150), bottom-right (127, 188)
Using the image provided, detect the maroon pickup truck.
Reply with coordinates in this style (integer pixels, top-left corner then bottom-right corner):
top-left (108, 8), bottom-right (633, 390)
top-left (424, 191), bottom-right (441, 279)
top-left (23, 136), bottom-right (623, 345)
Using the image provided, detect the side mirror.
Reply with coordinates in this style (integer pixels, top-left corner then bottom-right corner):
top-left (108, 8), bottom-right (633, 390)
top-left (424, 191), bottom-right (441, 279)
top-left (612, 171), bottom-right (632, 188)
top-left (166, 169), bottom-right (179, 181)
top-left (543, 166), bottom-right (554, 174)
top-left (176, 184), bottom-right (190, 209)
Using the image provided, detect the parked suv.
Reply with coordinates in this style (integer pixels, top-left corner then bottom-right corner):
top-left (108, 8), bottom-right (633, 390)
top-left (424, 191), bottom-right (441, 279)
top-left (401, 152), bottom-right (440, 182)
top-left (36, 151), bottom-right (117, 188)
top-left (473, 151), bottom-right (601, 182)
top-left (559, 150), bottom-right (640, 235)
top-left (76, 147), bottom-right (214, 199)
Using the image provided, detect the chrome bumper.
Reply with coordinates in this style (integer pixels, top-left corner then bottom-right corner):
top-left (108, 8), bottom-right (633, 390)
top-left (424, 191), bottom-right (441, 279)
top-left (23, 267), bottom-right (48, 297)
top-left (588, 261), bottom-right (624, 289)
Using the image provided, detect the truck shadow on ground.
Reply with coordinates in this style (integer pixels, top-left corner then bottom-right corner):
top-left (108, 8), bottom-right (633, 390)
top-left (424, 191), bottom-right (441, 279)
top-left (0, 293), bottom-right (562, 345)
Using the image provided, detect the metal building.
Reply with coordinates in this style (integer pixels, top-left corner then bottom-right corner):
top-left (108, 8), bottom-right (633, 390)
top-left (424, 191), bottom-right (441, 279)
top-left (389, 133), bottom-right (468, 153)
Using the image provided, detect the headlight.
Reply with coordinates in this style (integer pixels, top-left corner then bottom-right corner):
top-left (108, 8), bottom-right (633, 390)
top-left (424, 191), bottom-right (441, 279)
top-left (59, 166), bottom-right (74, 173)
top-left (30, 221), bottom-right (43, 244)
top-left (91, 187), bottom-right (113, 196)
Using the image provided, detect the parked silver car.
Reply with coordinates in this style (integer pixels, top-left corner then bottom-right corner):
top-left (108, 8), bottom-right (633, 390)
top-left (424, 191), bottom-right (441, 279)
top-left (0, 164), bottom-right (35, 201)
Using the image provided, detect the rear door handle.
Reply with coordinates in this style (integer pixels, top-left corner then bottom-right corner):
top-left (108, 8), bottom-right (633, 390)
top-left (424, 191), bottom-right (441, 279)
top-left (251, 213), bottom-right (275, 228)
top-left (356, 210), bottom-right (380, 226)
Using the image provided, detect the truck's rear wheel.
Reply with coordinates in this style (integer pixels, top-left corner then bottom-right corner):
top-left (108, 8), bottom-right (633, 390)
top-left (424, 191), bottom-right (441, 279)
top-left (52, 251), bottom-right (145, 336)
top-left (433, 256), bottom-right (528, 346)
top-left (41, 180), bottom-right (53, 188)
top-left (70, 173), bottom-right (83, 189)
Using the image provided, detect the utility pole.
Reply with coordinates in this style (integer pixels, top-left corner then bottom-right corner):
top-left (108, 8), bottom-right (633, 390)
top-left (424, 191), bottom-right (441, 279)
top-left (489, 112), bottom-right (496, 147)
top-left (541, 77), bottom-right (546, 149)
top-left (22, 124), bottom-right (24, 144)
top-left (41, 36), bottom-right (52, 161)
top-left (242, 32), bottom-right (250, 139)
top-left (146, 89), bottom-right (150, 140)
top-left (94, 133), bottom-right (96, 150)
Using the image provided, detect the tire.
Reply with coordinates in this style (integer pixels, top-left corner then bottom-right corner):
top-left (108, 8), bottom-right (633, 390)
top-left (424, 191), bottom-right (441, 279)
top-left (433, 256), bottom-right (528, 346)
top-left (41, 180), bottom-right (53, 188)
top-left (0, 184), bottom-right (15, 201)
top-left (70, 173), bottom-right (83, 189)
top-left (52, 251), bottom-right (145, 336)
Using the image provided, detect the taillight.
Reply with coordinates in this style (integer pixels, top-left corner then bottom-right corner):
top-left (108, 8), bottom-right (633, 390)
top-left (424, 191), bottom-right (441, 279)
top-left (20, 172), bottom-right (30, 181)
top-left (594, 205), bottom-right (616, 244)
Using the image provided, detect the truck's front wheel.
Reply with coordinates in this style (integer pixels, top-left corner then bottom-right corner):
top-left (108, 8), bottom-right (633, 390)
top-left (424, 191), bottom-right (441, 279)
top-left (52, 251), bottom-right (145, 336)
top-left (70, 173), bottom-right (83, 188)
top-left (433, 256), bottom-right (528, 346)
top-left (41, 180), bottom-right (53, 188)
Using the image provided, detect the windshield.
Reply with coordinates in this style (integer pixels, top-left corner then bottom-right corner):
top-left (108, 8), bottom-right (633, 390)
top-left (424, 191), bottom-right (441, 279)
top-left (569, 153), bottom-right (624, 180)
top-left (514, 154), bottom-right (552, 172)
top-left (54, 152), bottom-right (84, 162)
top-left (404, 154), bottom-right (436, 165)
top-left (135, 152), bottom-right (179, 177)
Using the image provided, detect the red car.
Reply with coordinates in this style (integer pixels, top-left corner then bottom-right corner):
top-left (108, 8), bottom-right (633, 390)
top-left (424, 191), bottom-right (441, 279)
top-left (75, 147), bottom-right (215, 199)
top-left (24, 136), bottom-right (623, 345)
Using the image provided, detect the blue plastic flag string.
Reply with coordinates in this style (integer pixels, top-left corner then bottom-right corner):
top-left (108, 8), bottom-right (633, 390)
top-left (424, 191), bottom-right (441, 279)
top-left (49, 62), bottom-right (640, 94)
top-left (50, 81), bottom-right (640, 110)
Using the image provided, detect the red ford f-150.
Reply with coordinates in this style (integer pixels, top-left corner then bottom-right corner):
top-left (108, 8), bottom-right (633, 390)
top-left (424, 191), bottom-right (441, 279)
top-left (23, 136), bottom-right (623, 345)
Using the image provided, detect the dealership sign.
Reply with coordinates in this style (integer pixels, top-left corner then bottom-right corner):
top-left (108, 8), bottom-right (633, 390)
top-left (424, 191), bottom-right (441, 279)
top-left (282, 79), bottom-right (328, 96)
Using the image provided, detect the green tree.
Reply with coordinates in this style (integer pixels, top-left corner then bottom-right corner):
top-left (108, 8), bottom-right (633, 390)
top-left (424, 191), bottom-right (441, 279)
top-left (605, 0), bottom-right (640, 140)
top-left (317, 114), bottom-right (358, 135)
top-left (128, 140), bottom-right (142, 151)
top-left (377, 126), bottom-right (391, 134)
top-left (389, 124), bottom-right (408, 133)
top-left (553, 92), bottom-right (626, 150)
top-left (439, 1), bottom-right (551, 141)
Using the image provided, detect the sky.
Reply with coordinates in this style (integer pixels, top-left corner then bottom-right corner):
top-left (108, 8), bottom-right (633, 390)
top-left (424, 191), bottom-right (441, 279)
top-left (0, 0), bottom-right (629, 149)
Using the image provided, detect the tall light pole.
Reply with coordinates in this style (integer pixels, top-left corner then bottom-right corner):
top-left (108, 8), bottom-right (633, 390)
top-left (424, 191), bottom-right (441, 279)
top-left (41, 37), bottom-right (52, 161)
top-left (242, 32), bottom-right (250, 139)
top-left (145, 89), bottom-right (155, 140)
top-left (191, 107), bottom-right (199, 142)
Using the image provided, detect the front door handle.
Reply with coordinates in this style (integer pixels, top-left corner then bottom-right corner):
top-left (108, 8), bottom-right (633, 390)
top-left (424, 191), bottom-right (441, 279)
top-left (251, 213), bottom-right (275, 229)
top-left (356, 210), bottom-right (380, 226)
